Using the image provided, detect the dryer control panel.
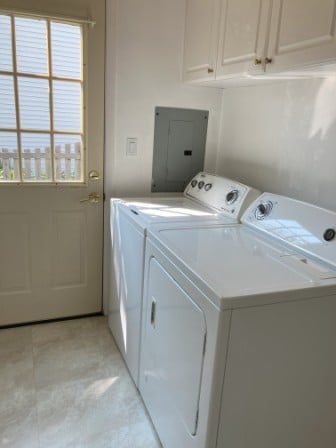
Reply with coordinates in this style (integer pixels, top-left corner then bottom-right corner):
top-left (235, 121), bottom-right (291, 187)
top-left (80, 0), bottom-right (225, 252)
top-left (242, 193), bottom-right (336, 269)
top-left (184, 172), bottom-right (260, 220)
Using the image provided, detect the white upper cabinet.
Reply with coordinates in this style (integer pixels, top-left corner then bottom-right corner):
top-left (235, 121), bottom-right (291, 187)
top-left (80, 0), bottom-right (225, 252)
top-left (183, 0), bottom-right (336, 85)
top-left (183, 0), bottom-right (221, 81)
top-left (267, 0), bottom-right (336, 74)
top-left (216, 0), bottom-right (270, 78)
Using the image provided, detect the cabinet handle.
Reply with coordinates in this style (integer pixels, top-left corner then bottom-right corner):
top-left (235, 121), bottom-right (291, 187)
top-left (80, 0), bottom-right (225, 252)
top-left (207, 67), bottom-right (214, 73)
top-left (265, 57), bottom-right (273, 64)
top-left (254, 58), bottom-right (262, 65)
top-left (150, 299), bottom-right (156, 327)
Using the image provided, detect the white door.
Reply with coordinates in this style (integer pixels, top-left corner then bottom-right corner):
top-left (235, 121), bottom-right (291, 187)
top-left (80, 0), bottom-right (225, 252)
top-left (267, 0), bottom-right (336, 73)
top-left (183, 0), bottom-right (222, 82)
top-left (0, 0), bottom-right (105, 326)
top-left (140, 258), bottom-right (206, 448)
top-left (216, 0), bottom-right (271, 78)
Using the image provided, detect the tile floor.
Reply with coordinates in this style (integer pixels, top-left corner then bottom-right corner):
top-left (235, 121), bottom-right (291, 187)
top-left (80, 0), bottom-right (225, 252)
top-left (0, 316), bottom-right (162, 448)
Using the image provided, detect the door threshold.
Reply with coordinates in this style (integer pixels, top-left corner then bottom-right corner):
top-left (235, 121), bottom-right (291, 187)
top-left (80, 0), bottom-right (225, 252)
top-left (0, 312), bottom-right (104, 330)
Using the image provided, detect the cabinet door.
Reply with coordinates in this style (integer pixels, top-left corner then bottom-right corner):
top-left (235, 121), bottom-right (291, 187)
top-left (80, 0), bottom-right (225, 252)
top-left (183, 0), bottom-right (221, 82)
top-left (267, 0), bottom-right (336, 73)
top-left (216, 0), bottom-right (271, 78)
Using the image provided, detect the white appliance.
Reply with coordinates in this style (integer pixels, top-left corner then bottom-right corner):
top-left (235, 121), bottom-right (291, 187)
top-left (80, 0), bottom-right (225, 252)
top-left (139, 193), bottom-right (336, 448)
top-left (108, 172), bottom-right (260, 386)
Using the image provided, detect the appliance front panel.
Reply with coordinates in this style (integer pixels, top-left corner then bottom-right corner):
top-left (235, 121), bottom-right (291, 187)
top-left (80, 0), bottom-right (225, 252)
top-left (108, 206), bottom-right (145, 385)
top-left (140, 257), bottom-right (206, 446)
top-left (219, 294), bottom-right (336, 448)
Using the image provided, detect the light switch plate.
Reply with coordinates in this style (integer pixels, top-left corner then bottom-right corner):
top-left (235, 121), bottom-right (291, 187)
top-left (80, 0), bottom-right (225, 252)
top-left (126, 137), bottom-right (137, 156)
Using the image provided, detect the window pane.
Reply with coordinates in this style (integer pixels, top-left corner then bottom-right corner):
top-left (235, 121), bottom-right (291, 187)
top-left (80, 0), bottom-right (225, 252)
top-left (54, 134), bottom-right (82, 181)
top-left (18, 77), bottom-right (50, 130)
top-left (0, 132), bottom-right (19, 181)
top-left (51, 22), bottom-right (81, 79)
top-left (21, 133), bottom-right (51, 181)
top-left (0, 75), bottom-right (16, 128)
top-left (15, 17), bottom-right (48, 75)
top-left (0, 15), bottom-right (85, 185)
top-left (53, 81), bottom-right (81, 131)
top-left (0, 15), bottom-right (13, 72)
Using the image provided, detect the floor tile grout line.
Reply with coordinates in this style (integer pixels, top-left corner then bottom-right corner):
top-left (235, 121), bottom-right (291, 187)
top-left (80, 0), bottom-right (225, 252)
top-left (30, 324), bottom-right (41, 448)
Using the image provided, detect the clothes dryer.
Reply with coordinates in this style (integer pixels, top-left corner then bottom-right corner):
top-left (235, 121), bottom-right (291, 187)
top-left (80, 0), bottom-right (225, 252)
top-left (140, 193), bottom-right (336, 448)
top-left (108, 172), bottom-right (260, 386)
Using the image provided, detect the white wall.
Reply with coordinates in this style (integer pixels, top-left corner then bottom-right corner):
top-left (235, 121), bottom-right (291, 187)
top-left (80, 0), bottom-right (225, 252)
top-left (216, 78), bottom-right (336, 211)
top-left (105, 0), bottom-right (223, 198)
top-left (103, 0), bottom-right (223, 311)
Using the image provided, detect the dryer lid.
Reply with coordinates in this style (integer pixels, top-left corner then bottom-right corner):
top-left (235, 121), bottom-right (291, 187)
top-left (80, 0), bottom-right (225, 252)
top-left (148, 225), bottom-right (336, 309)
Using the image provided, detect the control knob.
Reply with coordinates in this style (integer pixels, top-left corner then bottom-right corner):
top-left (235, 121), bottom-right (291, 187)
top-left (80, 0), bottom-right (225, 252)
top-left (191, 179), bottom-right (198, 188)
top-left (255, 201), bottom-right (273, 220)
top-left (198, 181), bottom-right (205, 189)
top-left (204, 183), bottom-right (212, 191)
top-left (226, 189), bottom-right (239, 205)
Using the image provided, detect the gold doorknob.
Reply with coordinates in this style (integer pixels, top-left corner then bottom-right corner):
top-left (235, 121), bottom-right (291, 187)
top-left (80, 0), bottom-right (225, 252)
top-left (89, 170), bottom-right (100, 181)
top-left (254, 58), bottom-right (262, 65)
top-left (80, 192), bottom-right (100, 203)
top-left (265, 57), bottom-right (273, 64)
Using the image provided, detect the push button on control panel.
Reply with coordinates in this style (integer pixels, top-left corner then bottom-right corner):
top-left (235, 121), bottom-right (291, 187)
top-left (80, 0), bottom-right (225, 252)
top-left (323, 228), bottom-right (336, 242)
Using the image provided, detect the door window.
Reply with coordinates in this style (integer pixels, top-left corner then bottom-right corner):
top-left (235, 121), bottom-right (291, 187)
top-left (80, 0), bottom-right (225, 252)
top-left (0, 14), bottom-right (85, 184)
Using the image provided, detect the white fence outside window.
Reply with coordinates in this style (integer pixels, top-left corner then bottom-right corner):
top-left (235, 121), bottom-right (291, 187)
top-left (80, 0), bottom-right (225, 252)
top-left (0, 142), bottom-right (82, 181)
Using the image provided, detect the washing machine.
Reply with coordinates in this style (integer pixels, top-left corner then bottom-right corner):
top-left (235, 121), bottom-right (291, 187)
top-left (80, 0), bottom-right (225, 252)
top-left (108, 172), bottom-right (260, 386)
top-left (139, 193), bottom-right (336, 448)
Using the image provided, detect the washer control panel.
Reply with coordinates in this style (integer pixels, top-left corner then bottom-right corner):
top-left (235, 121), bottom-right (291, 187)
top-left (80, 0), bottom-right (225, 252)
top-left (184, 172), bottom-right (260, 220)
top-left (242, 193), bottom-right (336, 268)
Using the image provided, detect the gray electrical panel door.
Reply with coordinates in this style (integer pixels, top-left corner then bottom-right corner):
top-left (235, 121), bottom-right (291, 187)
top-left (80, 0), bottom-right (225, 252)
top-left (152, 107), bottom-right (209, 192)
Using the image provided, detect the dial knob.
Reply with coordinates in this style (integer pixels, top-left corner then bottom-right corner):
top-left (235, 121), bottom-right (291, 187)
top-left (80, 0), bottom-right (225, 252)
top-left (191, 179), bottom-right (197, 188)
top-left (255, 201), bottom-right (273, 220)
top-left (323, 228), bottom-right (335, 242)
top-left (198, 181), bottom-right (205, 189)
top-left (204, 183), bottom-right (212, 191)
top-left (226, 190), bottom-right (239, 205)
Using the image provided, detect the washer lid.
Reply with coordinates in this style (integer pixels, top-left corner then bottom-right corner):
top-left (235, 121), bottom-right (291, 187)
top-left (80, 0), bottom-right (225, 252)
top-left (118, 197), bottom-right (237, 225)
top-left (148, 225), bottom-right (336, 309)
